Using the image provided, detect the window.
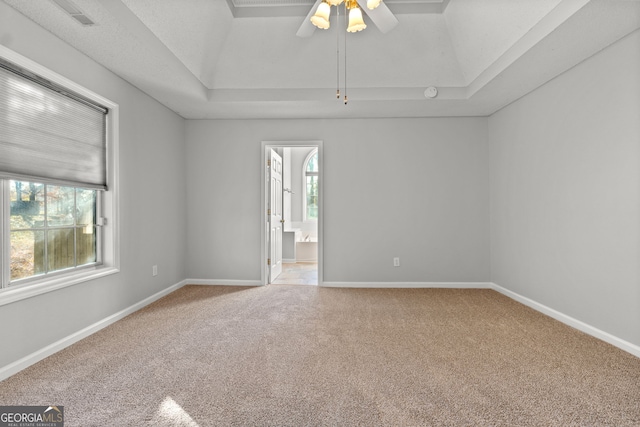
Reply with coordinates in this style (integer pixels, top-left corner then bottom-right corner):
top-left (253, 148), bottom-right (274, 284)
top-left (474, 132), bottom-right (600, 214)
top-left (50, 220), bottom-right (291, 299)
top-left (303, 149), bottom-right (319, 221)
top-left (8, 181), bottom-right (99, 282)
top-left (0, 48), bottom-right (118, 303)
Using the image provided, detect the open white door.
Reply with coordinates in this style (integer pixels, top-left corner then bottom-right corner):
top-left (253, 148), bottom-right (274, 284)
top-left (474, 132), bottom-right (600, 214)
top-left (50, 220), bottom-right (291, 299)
top-left (261, 140), bottom-right (323, 287)
top-left (268, 149), bottom-right (283, 282)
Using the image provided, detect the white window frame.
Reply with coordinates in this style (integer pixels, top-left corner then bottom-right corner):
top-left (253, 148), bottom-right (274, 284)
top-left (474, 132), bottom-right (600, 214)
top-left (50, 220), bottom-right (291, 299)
top-left (303, 148), bottom-right (319, 222)
top-left (0, 46), bottom-right (120, 307)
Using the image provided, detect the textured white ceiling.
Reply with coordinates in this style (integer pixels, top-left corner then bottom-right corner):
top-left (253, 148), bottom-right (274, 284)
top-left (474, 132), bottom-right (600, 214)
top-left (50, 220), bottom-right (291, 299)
top-left (2, 0), bottom-right (639, 119)
top-left (121, 0), bottom-right (233, 88)
top-left (232, 0), bottom-right (314, 6)
top-left (227, 0), bottom-right (448, 16)
top-left (211, 14), bottom-right (465, 90)
top-left (444, 0), bottom-right (562, 83)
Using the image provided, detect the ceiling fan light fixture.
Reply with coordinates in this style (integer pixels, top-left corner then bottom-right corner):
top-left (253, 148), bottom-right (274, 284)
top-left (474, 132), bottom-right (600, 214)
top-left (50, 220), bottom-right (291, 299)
top-left (310, 1), bottom-right (331, 29)
top-left (366, 0), bottom-right (382, 10)
top-left (346, 5), bottom-right (366, 32)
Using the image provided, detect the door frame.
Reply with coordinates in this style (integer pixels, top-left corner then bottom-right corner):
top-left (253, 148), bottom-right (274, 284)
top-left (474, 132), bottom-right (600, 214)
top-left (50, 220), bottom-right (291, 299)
top-left (261, 140), bottom-right (323, 286)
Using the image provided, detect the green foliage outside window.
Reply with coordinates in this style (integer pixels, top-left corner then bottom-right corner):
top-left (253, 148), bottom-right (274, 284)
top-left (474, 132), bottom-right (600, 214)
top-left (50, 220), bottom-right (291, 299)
top-left (9, 180), bottom-right (97, 281)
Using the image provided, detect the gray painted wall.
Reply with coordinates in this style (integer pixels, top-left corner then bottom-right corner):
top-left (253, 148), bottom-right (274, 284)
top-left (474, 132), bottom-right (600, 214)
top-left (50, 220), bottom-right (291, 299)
top-left (489, 29), bottom-right (640, 346)
top-left (0, 3), bottom-right (188, 368)
top-left (186, 118), bottom-right (490, 283)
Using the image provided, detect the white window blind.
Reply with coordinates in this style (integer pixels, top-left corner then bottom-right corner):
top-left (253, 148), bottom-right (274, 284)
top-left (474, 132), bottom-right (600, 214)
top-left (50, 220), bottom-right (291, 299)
top-left (0, 59), bottom-right (108, 190)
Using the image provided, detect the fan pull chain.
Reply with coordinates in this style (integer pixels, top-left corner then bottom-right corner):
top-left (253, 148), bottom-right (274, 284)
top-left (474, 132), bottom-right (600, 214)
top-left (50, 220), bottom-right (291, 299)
top-left (336, 5), bottom-right (340, 99)
top-left (344, 6), bottom-right (348, 106)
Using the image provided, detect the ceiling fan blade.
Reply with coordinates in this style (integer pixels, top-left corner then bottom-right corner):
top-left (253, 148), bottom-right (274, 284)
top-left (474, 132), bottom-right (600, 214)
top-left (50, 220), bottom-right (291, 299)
top-left (297, 0), bottom-right (323, 37)
top-left (356, 0), bottom-right (398, 34)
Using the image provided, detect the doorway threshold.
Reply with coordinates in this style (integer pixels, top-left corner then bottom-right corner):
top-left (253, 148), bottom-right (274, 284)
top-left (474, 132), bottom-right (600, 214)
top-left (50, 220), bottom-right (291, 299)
top-left (271, 262), bottom-right (318, 286)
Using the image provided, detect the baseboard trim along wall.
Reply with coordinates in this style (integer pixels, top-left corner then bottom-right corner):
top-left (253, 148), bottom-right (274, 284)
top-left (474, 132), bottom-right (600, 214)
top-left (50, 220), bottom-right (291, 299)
top-left (490, 283), bottom-right (640, 359)
top-left (185, 279), bottom-right (263, 286)
top-left (3, 279), bottom-right (638, 381)
top-left (0, 280), bottom-right (187, 382)
top-left (321, 282), bottom-right (493, 289)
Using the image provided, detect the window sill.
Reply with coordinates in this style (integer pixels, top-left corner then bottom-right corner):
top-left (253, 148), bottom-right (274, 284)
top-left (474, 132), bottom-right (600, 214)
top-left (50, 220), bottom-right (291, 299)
top-left (0, 266), bottom-right (119, 307)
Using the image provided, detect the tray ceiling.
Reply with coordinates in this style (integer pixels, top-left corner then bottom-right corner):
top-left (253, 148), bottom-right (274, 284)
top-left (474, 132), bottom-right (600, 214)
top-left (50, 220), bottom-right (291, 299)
top-left (2, 0), bottom-right (639, 119)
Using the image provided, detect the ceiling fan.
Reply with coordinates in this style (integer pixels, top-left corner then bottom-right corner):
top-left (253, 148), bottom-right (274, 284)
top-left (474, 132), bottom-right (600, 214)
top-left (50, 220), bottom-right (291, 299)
top-left (297, 0), bottom-right (399, 37)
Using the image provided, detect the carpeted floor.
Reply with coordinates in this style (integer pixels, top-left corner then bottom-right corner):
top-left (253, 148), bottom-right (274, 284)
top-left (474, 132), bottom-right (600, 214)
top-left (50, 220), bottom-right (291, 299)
top-left (1, 285), bottom-right (639, 426)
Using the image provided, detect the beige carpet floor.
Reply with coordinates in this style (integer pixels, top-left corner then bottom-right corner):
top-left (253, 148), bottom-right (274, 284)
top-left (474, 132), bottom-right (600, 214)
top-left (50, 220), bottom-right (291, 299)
top-left (1, 285), bottom-right (639, 426)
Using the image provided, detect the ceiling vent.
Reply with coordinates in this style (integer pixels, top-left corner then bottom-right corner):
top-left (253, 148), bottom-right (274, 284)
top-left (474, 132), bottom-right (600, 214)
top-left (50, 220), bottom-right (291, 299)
top-left (50, 0), bottom-right (96, 26)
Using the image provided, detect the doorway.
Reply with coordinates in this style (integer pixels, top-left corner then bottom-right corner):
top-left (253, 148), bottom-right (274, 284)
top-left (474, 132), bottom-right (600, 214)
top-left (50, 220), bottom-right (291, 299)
top-left (261, 141), bottom-right (322, 286)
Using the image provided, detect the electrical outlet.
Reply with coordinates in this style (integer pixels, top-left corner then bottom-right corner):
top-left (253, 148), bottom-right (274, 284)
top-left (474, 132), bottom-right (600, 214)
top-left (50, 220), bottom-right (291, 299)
top-left (393, 257), bottom-right (400, 267)
top-left (152, 265), bottom-right (158, 276)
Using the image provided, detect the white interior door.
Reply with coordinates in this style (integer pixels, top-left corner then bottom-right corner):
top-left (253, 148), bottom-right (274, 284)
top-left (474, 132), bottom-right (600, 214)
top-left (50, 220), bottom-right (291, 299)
top-left (269, 149), bottom-right (283, 281)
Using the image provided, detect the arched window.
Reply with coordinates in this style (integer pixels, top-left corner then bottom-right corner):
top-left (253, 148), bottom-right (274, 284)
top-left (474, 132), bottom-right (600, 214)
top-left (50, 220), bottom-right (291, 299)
top-left (303, 149), bottom-right (318, 221)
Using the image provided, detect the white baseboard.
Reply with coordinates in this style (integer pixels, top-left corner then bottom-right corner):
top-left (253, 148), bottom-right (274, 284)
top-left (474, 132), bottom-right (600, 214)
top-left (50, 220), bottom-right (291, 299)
top-left (4, 279), bottom-right (636, 382)
top-left (321, 281), bottom-right (493, 289)
top-left (490, 282), bottom-right (640, 359)
top-left (185, 279), bottom-right (263, 287)
top-left (0, 280), bottom-right (187, 382)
